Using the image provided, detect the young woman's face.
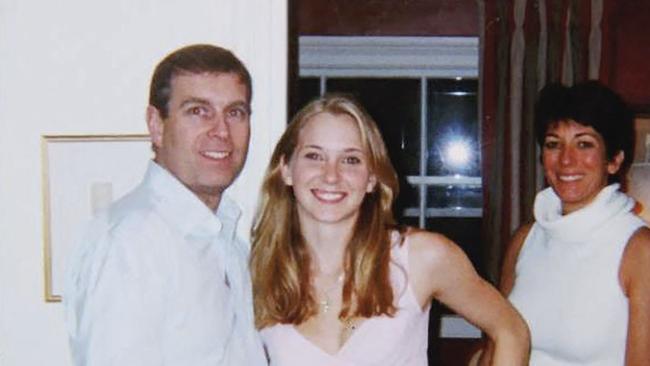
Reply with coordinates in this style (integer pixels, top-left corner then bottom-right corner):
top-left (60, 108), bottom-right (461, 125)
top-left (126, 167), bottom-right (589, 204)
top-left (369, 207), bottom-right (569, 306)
top-left (542, 119), bottom-right (623, 214)
top-left (281, 112), bottom-right (376, 228)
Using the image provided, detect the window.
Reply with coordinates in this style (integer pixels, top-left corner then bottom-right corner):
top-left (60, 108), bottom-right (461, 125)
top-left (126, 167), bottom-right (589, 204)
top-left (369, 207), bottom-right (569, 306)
top-left (297, 36), bottom-right (483, 272)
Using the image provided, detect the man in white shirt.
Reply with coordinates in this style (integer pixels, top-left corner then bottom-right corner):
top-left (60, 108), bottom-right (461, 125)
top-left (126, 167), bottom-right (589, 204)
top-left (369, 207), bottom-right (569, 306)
top-left (64, 44), bottom-right (267, 366)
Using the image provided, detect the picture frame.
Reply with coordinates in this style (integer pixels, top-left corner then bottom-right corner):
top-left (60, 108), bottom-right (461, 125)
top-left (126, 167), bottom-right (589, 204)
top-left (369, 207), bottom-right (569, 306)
top-left (633, 116), bottom-right (650, 163)
top-left (629, 115), bottom-right (650, 223)
top-left (41, 134), bottom-right (151, 302)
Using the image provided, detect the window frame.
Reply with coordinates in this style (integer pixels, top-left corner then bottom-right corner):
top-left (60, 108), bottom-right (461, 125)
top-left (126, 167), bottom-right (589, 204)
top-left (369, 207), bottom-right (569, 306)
top-left (299, 36), bottom-right (482, 228)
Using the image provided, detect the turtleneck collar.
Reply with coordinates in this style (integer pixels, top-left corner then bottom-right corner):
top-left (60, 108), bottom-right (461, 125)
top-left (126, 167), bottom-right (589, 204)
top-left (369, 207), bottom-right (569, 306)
top-left (534, 184), bottom-right (635, 243)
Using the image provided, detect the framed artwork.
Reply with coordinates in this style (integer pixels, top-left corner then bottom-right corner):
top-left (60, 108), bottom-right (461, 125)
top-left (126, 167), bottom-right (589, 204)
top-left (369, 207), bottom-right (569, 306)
top-left (41, 134), bottom-right (151, 302)
top-left (633, 116), bottom-right (650, 163)
top-left (629, 116), bottom-right (650, 223)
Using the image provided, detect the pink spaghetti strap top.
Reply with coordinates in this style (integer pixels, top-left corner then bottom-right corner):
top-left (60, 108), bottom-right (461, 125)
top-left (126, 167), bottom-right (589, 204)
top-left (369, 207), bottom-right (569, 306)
top-left (260, 231), bottom-right (431, 366)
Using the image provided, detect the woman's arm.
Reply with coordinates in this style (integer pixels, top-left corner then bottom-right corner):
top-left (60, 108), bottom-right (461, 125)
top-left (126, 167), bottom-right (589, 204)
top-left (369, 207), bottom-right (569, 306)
top-left (499, 224), bottom-right (532, 295)
top-left (477, 223), bottom-right (532, 366)
top-left (620, 226), bottom-right (650, 365)
top-left (407, 229), bottom-right (530, 366)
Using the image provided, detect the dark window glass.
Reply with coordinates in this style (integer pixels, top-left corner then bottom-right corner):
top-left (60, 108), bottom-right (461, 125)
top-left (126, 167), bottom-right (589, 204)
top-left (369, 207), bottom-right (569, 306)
top-left (400, 216), bottom-right (420, 229)
top-left (425, 217), bottom-right (483, 274)
top-left (326, 78), bottom-right (421, 175)
top-left (424, 79), bottom-right (483, 274)
top-left (295, 76), bottom-right (484, 275)
top-left (426, 79), bottom-right (479, 177)
top-left (296, 77), bottom-right (321, 112)
top-left (326, 78), bottom-right (421, 214)
top-left (399, 181), bottom-right (420, 217)
top-left (426, 185), bottom-right (482, 209)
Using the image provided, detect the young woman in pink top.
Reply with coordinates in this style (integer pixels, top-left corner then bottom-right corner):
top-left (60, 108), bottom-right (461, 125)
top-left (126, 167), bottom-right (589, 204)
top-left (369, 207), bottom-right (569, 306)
top-left (250, 94), bottom-right (529, 366)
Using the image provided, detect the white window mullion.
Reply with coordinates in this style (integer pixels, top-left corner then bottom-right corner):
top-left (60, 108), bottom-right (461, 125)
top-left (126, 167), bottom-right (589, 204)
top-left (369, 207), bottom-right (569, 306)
top-left (419, 77), bottom-right (428, 229)
top-left (319, 76), bottom-right (327, 96)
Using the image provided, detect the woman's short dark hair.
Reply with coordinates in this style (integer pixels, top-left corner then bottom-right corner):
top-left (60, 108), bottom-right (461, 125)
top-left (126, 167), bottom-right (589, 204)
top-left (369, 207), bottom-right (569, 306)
top-left (149, 44), bottom-right (252, 118)
top-left (534, 80), bottom-right (635, 184)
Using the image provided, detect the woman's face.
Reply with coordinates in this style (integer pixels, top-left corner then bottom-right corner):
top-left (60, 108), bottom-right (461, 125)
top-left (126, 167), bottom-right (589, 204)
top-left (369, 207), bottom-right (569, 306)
top-left (281, 112), bottom-right (376, 229)
top-left (542, 119), bottom-right (623, 214)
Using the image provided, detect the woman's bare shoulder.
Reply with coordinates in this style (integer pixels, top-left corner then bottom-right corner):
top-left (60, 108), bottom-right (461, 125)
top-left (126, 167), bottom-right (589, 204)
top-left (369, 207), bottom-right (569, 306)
top-left (510, 222), bottom-right (534, 250)
top-left (499, 222), bottom-right (534, 294)
top-left (621, 226), bottom-right (650, 290)
top-left (403, 227), bottom-right (467, 270)
top-left (628, 225), bottom-right (650, 248)
top-left (402, 226), bottom-right (476, 305)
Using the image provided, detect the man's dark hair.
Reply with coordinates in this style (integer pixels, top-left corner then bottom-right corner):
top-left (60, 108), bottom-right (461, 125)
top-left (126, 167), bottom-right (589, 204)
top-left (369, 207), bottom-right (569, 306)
top-left (149, 44), bottom-right (252, 118)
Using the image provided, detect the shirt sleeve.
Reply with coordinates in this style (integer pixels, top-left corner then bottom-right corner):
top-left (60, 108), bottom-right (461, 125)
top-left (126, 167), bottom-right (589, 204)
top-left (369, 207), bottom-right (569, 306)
top-left (64, 214), bottom-right (169, 366)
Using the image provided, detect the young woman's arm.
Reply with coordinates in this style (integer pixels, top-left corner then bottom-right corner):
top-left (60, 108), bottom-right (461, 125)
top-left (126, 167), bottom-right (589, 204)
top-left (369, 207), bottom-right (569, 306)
top-left (620, 226), bottom-right (650, 365)
top-left (477, 223), bottom-right (532, 366)
top-left (407, 229), bottom-right (530, 366)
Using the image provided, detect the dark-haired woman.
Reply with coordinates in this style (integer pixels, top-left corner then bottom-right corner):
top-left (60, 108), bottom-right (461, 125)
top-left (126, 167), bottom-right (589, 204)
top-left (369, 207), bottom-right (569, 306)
top-left (498, 81), bottom-right (650, 365)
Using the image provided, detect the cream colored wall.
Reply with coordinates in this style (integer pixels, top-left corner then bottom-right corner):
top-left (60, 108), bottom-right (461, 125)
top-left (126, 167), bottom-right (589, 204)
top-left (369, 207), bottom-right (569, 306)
top-left (0, 1), bottom-right (287, 364)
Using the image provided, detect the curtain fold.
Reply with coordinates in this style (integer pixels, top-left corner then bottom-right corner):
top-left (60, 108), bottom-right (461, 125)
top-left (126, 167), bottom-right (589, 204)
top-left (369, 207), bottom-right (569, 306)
top-left (479, 0), bottom-right (607, 284)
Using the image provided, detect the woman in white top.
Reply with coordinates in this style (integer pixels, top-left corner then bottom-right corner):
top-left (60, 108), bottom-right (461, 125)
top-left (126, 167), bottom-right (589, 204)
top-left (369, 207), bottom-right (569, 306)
top-left (488, 81), bottom-right (650, 365)
top-left (250, 94), bottom-right (529, 365)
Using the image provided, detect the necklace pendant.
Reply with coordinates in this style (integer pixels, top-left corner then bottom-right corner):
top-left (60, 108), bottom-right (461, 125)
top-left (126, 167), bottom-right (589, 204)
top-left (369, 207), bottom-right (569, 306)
top-left (344, 318), bottom-right (356, 331)
top-left (320, 299), bottom-right (330, 313)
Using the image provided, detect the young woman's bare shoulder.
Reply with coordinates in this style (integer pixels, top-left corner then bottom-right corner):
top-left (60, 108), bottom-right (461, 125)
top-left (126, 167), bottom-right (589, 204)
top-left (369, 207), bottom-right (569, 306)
top-left (403, 227), bottom-right (473, 304)
top-left (404, 227), bottom-right (466, 268)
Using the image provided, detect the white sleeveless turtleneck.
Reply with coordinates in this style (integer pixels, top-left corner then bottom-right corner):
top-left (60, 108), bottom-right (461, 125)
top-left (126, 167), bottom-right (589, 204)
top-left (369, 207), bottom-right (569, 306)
top-left (509, 184), bottom-right (646, 366)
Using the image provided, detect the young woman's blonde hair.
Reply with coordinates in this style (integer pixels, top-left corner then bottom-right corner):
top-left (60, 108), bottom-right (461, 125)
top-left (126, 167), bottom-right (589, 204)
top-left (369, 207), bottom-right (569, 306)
top-left (251, 94), bottom-right (400, 328)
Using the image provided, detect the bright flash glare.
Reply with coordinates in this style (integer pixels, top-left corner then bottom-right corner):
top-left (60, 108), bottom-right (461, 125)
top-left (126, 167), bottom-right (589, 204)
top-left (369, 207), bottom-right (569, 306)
top-left (445, 140), bottom-right (471, 168)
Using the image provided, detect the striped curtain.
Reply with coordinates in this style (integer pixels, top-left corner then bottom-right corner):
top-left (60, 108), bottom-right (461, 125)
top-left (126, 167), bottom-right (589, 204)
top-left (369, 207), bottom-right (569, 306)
top-left (478, 0), bottom-right (611, 284)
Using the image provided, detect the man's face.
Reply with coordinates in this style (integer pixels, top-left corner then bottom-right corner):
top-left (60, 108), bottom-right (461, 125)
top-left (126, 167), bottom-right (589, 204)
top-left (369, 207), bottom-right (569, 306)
top-left (147, 72), bottom-right (251, 209)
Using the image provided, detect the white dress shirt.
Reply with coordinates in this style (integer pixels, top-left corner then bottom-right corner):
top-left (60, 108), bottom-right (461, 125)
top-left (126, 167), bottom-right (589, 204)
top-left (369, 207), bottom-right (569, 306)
top-left (64, 161), bottom-right (267, 366)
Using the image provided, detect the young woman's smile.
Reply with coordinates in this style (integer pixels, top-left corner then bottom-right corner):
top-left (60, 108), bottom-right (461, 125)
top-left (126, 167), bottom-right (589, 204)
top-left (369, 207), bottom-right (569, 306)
top-left (281, 112), bottom-right (376, 227)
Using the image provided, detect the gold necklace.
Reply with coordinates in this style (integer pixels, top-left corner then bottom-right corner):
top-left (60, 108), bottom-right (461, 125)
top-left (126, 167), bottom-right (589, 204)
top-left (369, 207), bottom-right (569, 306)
top-left (318, 273), bottom-right (344, 314)
top-left (343, 317), bottom-right (357, 331)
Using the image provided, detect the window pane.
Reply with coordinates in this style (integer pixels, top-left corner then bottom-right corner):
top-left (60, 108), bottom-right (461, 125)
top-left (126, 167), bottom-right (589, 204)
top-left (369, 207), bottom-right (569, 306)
top-left (425, 217), bottom-right (483, 273)
top-left (426, 79), bottom-right (479, 177)
top-left (326, 78), bottom-right (421, 176)
top-left (296, 78), bottom-right (321, 112)
top-left (401, 216), bottom-right (420, 229)
top-left (426, 185), bottom-right (482, 210)
top-left (326, 78), bottom-right (421, 214)
top-left (398, 183), bottom-right (421, 218)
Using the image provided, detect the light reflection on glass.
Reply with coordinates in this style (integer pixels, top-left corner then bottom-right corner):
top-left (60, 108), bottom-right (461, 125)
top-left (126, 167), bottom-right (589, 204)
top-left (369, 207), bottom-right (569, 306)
top-left (444, 139), bottom-right (472, 169)
top-left (431, 131), bottom-right (477, 175)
